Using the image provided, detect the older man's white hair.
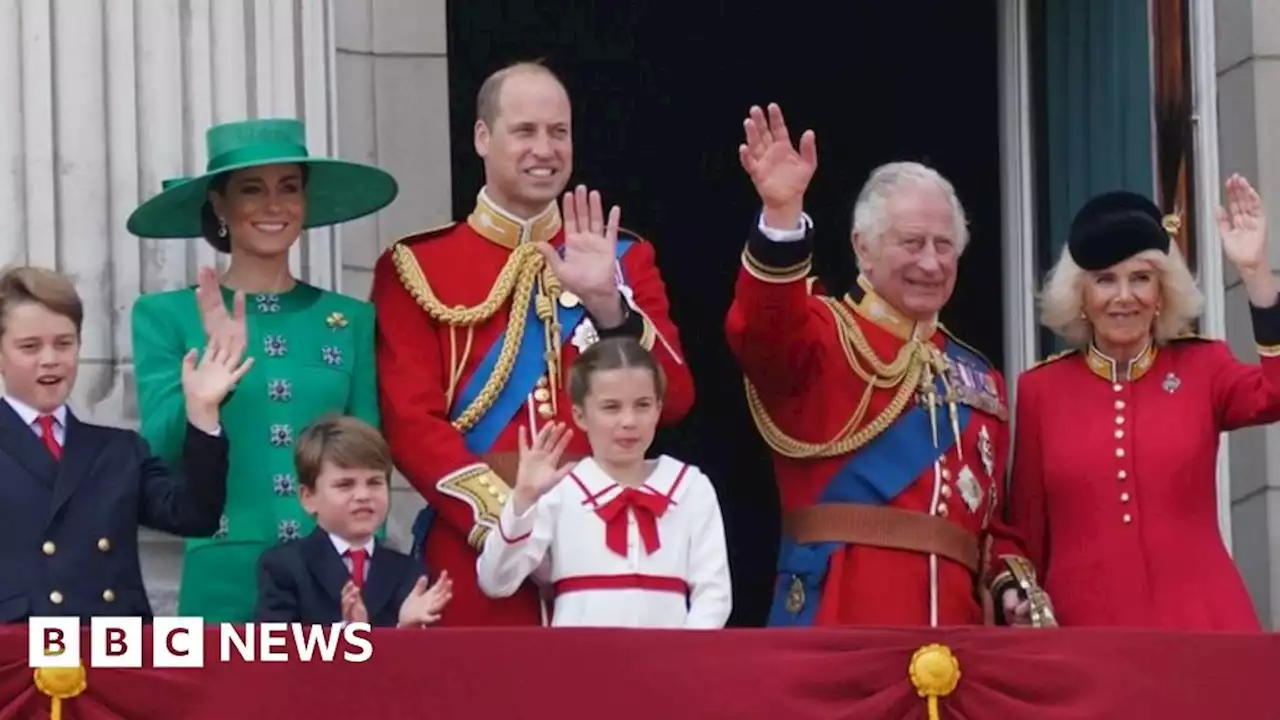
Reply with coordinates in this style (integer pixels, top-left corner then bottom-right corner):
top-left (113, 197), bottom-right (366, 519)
top-left (1039, 243), bottom-right (1205, 348)
top-left (851, 161), bottom-right (970, 270)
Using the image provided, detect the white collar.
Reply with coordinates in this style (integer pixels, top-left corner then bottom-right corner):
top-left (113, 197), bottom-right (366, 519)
top-left (328, 532), bottom-right (375, 558)
top-left (4, 395), bottom-right (67, 428)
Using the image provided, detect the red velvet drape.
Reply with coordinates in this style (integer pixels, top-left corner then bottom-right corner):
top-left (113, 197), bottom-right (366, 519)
top-left (2, 626), bottom-right (1277, 719)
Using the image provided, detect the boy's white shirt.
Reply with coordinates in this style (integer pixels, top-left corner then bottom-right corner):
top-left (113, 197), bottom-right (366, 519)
top-left (328, 532), bottom-right (375, 580)
top-left (4, 396), bottom-right (67, 444)
top-left (476, 455), bottom-right (732, 629)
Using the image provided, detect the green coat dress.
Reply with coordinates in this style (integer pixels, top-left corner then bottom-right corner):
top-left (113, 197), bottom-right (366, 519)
top-left (132, 283), bottom-right (380, 622)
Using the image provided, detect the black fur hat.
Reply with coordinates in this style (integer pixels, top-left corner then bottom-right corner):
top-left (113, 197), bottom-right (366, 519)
top-left (1067, 191), bottom-right (1172, 271)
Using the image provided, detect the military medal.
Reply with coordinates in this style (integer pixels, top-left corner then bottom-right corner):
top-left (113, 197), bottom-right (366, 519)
top-left (978, 425), bottom-right (995, 477)
top-left (1163, 372), bottom-right (1180, 394)
top-left (559, 290), bottom-right (580, 308)
top-left (955, 465), bottom-right (983, 514)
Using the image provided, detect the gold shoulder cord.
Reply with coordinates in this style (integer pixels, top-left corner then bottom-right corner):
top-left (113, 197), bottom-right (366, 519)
top-left (744, 295), bottom-right (939, 459)
top-left (391, 242), bottom-right (566, 431)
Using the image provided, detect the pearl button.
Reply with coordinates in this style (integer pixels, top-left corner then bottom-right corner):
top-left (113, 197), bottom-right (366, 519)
top-left (1115, 448), bottom-right (1125, 458)
top-left (1120, 492), bottom-right (1130, 503)
top-left (1115, 416), bottom-right (1125, 425)
top-left (941, 468), bottom-right (951, 480)
top-left (1118, 470), bottom-right (1127, 480)
top-left (1122, 514), bottom-right (1132, 524)
top-left (97, 538), bottom-right (111, 552)
top-left (49, 591), bottom-right (63, 605)
top-left (102, 589), bottom-right (115, 602)
top-left (1113, 383), bottom-right (1122, 392)
top-left (940, 485), bottom-right (952, 498)
top-left (937, 503), bottom-right (949, 517)
top-left (42, 541), bottom-right (55, 556)
top-left (1115, 400), bottom-right (1125, 410)
top-left (1115, 429), bottom-right (1124, 439)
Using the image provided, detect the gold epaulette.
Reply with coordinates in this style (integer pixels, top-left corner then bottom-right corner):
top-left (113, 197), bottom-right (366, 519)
top-left (938, 324), bottom-right (994, 370)
top-left (392, 221), bottom-right (458, 246)
top-left (1028, 348), bottom-right (1079, 370)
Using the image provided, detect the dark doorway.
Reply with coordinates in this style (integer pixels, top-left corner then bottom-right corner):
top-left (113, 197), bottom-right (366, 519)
top-left (447, 1), bottom-right (1002, 626)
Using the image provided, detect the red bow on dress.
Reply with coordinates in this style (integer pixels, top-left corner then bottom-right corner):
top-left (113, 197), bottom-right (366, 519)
top-left (595, 487), bottom-right (671, 558)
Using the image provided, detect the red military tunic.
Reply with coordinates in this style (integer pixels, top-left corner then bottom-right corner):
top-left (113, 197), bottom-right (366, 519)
top-left (725, 220), bottom-right (1039, 627)
top-left (1009, 302), bottom-right (1280, 630)
top-left (370, 190), bottom-right (694, 626)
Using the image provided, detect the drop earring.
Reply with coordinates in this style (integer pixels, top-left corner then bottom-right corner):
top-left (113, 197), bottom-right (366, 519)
top-left (218, 217), bottom-right (228, 238)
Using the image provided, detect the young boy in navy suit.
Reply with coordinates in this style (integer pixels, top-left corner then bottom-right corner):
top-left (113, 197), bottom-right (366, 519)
top-left (0, 266), bottom-right (248, 622)
top-left (254, 415), bottom-right (452, 626)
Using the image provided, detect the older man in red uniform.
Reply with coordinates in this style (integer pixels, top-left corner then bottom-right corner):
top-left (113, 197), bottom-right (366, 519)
top-left (371, 62), bottom-right (694, 627)
top-left (726, 104), bottom-right (1047, 627)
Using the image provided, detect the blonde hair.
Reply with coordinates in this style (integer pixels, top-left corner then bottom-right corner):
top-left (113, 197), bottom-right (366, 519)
top-left (294, 414), bottom-right (393, 490)
top-left (0, 266), bottom-right (83, 337)
top-left (1039, 243), bottom-right (1204, 347)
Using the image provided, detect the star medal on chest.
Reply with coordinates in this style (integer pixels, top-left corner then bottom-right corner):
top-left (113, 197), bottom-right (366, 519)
top-left (955, 465), bottom-right (984, 514)
top-left (1162, 372), bottom-right (1180, 394)
top-left (977, 424), bottom-right (995, 477)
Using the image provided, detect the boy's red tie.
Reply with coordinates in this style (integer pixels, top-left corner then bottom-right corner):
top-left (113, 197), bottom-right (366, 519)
top-left (36, 415), bottom-right (61, 460)
top-left (346, 548), bottom-right (368, 589)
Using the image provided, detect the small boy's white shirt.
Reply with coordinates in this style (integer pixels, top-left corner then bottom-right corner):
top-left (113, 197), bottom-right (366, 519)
top-left (328, 532), bottom-right (375, 581)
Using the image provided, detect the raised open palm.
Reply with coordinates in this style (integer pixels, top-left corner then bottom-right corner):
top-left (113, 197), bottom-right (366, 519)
top-left (514, 422), bottom-right (576, 499)
top-left (739, 103), bottom-right (818, 209)
top-left (538, 186), bottom-right (620, 299)
top-left (181, 334), bottom-right (254, 409)
top-left (195, 266), bottom-right (247, 347)
top-left (1215, 173), bottom-right (1269, 273)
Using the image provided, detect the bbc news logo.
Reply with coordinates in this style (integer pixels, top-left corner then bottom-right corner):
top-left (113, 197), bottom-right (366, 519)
top-left (29, 617), bottom-right (374, 668)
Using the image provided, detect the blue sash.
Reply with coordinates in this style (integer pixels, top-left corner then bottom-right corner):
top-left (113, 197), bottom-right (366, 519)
top-left (766, 337), bottom-right (983, 626)
top-left (411, 238), bottom-right (637, 557)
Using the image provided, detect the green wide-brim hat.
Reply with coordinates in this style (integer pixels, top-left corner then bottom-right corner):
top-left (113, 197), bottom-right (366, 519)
top-left (127, 118), bottom-right (398, 239)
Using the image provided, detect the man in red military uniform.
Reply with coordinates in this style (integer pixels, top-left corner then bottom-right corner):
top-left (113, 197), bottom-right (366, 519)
top-left (371, 61), bottom-right (694, 626)
top-left (725, 104), bottom-right (1048, 627)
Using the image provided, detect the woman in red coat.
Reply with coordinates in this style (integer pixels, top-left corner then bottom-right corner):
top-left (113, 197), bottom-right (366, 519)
top-left (1010, 175), bottom-right (1280, 630)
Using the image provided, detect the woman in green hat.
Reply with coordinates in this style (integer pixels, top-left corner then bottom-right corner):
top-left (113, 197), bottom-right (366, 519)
top-left (128, 118), bottom-right (398, 622)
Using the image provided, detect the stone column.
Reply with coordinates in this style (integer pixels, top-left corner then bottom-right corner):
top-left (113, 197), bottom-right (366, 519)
top-left (0, 0), bottom-right (344, 615)
top-left (335, 0), bottom-right (453, 549)
top-left (1215, 0), bottom-right (1280, 629)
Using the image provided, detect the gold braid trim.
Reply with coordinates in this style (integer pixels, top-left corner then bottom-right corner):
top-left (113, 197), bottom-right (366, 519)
top-left (392, 242), bottom-right (548, 431)
top-left (744, 295), bottom-right (936, 459)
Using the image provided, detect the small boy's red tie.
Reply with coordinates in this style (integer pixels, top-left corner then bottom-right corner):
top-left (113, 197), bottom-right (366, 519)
top-left (346, 548), bottom-right (368, 589)
top-left (36, 415), bottom-right (61, 460)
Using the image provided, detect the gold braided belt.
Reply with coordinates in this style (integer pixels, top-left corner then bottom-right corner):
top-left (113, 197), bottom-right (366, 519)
top-left (392, 241), bottom-right (571, 426)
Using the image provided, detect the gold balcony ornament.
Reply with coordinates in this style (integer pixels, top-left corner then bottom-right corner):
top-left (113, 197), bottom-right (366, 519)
top-left (909, 643), bottom-right (960, 720)
top-left (33, 663), bottom-right (86, 720)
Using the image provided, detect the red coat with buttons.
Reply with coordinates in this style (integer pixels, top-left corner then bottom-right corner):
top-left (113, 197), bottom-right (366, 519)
top-left (726, 223), bottom-right (1036, 627)
top-left (370, 194), bottom-right (694, 627)
top-left (1009, 306), bottom-right (1280, 630)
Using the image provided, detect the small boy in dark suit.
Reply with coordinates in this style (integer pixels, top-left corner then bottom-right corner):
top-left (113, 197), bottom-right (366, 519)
top-left (255, 415), bottom-right (452, 626)
top-left (0, 266), bottom-right (247, 622)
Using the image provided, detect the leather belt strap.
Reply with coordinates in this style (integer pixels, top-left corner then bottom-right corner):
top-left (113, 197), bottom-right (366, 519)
top-left (782, 503), bottom-right (980, 573)
top-left (481, 451), bottom-right (586, 486)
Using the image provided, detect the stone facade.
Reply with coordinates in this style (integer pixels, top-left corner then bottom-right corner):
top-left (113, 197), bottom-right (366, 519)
top-left (1215, 0), bottom-right (1280, 629)
top-left (0, 0), bottom-right (448, 615)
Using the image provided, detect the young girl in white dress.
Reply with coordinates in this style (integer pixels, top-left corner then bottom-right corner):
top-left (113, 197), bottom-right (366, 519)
top-left (476, 337), bottom-right (732, 628)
